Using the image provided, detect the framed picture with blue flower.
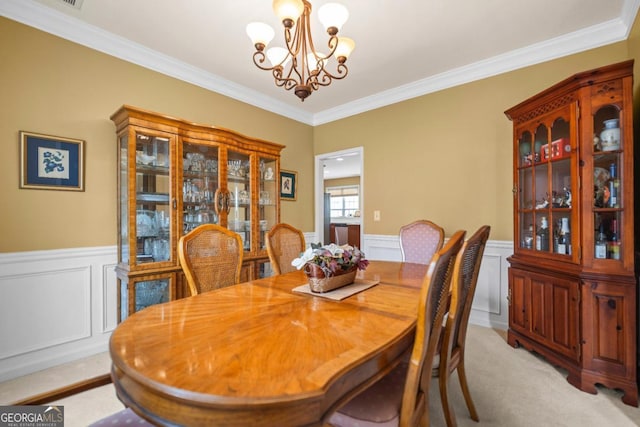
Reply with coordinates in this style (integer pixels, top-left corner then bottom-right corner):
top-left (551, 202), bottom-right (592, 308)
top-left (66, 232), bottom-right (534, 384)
top-left (20, 131), bottom-right (85, 191)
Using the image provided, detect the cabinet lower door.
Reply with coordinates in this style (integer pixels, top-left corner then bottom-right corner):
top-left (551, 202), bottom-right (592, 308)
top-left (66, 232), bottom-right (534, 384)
top-left (540, 274), bottom-right (580, 362)
top-left (581, 280), bottom-right (636, 379)
top-left (118, 273), bottom-right (175, 322)
top-left (509, 268), bottom-right (530, 335)
top-left (509, 268), bottom-right (580, 362)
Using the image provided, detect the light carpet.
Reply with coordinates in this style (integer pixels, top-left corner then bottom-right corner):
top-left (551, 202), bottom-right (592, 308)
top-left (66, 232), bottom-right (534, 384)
top-left (2, 325), bottom-right (639, 426)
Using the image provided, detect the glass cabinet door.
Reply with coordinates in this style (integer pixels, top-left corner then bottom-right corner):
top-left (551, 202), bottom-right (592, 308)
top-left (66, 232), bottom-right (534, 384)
top-left (181, 142), bottom-right (220, 233)
top-left (118, 274), bottom-right (173, 322)
top-left (132, 132), bottom-right (172, 265)
top-left (516, 108), bottom-right (575, 258)
top-left (259, 156), bottom-right (278, 253)
top-left (592, 105), bottom-right (623, 261)
top-left (227, 150), bottom-right (251, 252)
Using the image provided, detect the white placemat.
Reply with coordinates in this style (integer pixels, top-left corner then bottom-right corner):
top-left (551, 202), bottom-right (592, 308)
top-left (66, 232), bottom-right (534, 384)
top-left (292, 279), bottom-right (380, 301)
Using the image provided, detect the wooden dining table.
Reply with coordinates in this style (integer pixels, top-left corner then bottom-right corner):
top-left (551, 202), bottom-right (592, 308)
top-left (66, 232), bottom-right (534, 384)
top-left (109, 261), bottom-right (429, 426)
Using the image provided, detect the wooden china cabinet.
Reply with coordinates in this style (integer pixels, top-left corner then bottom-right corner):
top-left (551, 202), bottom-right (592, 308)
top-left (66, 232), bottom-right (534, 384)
top-left (504, 60), bottom-right (637, 406)
top-left (111, 105), bottom-right (284, 322)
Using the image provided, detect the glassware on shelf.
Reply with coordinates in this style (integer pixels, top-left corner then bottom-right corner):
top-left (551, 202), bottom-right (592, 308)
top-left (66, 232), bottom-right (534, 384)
top-left (259, 190), bottom-right (270, 205)
top-left (156, 210), bottom-right (170, 235)
top-left (239, 190), bottom-right (250, 204)
top-left (608, 163), bottom-right (619, 208)
top-left (595, 223), bottom-right (607, 259)
top-left (522, 224), bottom-right (534, 249)
top-left (135, 280), bottom-right (169, 312)
top-left (203, 177), bottom-right (213, 203)
top-left (556, 218), bottom-right (570, 255)
top-left (228, 159), bottom-right (246, 177)
top-left (536, 216), bottom-right (550, 251)
top-left (186, 152), bottom-right (205, 172)
top-left (136, 210), bottom-right (158, 237)
top-left (608, 219), bottom-right (620, 260)
top-left (154, 239), bottom-right (169, 261)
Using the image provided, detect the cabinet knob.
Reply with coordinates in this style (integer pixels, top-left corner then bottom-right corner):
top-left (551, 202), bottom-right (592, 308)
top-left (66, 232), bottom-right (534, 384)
top-left (607, 299), bottom-right (616, 309)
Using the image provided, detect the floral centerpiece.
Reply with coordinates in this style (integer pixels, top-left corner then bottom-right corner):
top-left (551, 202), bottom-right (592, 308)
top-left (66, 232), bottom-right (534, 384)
top-left (292, 243), bottom-right (369, 293)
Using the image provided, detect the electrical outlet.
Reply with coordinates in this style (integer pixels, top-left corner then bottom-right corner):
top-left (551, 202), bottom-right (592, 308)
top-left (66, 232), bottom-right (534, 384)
top-left (374, 210), bottom-right (381, 221)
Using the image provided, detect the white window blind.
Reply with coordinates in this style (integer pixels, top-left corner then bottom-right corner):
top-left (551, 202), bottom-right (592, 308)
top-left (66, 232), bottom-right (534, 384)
top-left (327, 185), bottom-right (360, 218)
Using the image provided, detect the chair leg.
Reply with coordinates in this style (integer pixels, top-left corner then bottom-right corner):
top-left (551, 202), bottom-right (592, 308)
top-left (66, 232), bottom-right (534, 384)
top-left (456, 361), bottom-right (479, 422)
top-left (421, 404), bottom-right (430, 427)
top-left (438, 371), bottom-right (457, 427)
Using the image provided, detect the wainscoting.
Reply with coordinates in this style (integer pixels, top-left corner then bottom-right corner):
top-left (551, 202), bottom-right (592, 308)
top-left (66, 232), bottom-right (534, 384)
top-left (0, 247), bottom-right (118, 382)
top-left (0, 236), bottom-right (512, 382)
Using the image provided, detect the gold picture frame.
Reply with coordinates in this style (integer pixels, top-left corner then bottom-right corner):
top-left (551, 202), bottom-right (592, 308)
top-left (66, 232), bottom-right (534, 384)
top-left (20, 131), bottom-right (85, 191)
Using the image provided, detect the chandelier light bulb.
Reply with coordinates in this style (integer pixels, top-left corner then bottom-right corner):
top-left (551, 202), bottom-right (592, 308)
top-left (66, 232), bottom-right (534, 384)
top-left (307, 52), bottom-right (325, 71)
top-left (318, 3), bottom-right (349, 33)
top-left (273, 0), bottom-right (304, 25)
top-left (246, 22), bottom-right (275, 50)
top-left (335, 37), bottom-right (355, 62)
top-left (267, 47), bottom-right (291, 68)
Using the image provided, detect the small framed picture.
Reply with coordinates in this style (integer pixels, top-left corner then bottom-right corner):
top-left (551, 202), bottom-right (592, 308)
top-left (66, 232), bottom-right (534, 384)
top-left (280, 169), bottom-right (297, 201)
top-left (20, 131), bottom-right (85, 191)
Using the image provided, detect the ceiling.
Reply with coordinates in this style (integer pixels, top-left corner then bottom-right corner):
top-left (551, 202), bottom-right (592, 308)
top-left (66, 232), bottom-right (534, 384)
top-left (2, 0), bottom-right (639, 127)
top-left (322, 151), bottom-right (360, 180)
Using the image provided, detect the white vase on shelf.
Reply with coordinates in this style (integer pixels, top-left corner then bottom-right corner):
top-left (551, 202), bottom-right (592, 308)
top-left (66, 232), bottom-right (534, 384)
top-left (600, 119), bottom-right (620, 151)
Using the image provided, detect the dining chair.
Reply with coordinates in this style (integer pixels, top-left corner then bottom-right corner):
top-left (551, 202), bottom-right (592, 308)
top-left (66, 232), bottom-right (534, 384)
top-left (328, 229), bottom-right (466, 427)
top-left (266, 223), bottom-right (306, 275)
top-left (178, 223), bottom-right (244, 296)
top-left (433, 225), bottom-right (490, 427)
top-left (334, 223), bottom-right (349, 246)
top-left (399, 220), bottom-right (445, 265)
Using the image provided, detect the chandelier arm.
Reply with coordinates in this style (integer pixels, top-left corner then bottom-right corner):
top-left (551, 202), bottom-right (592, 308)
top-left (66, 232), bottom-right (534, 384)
top-left (252, 51), bottom-right (278, 71)
top-left (288, 55), bottom-right (304, 87)
top-left (273, 67), bottom-right (299, 91)
top-left (321, 63), bottom-right (349, 80)
top-left (305, 65), bottom-right (347, 90)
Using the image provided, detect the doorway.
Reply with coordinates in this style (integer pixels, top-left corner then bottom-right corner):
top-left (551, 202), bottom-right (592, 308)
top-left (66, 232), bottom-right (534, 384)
top-left (314, 147), bottom-right (363, 247)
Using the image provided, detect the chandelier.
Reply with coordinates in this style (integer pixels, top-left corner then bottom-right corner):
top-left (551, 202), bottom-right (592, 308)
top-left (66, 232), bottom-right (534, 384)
top-left (246, 0), bottom-right (355, 102)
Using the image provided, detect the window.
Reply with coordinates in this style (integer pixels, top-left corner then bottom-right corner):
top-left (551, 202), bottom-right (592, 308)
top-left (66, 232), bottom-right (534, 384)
top-left (327, 185), bottom-right (360, 218)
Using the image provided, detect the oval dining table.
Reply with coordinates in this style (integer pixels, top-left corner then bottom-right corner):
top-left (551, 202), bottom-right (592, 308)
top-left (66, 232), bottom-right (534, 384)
top-left (109, 260), bottom-right (429, 427)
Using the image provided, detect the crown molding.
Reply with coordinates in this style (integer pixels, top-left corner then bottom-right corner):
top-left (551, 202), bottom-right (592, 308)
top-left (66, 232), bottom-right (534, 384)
top-left (313, 15), bottom-right (633, 125)
top-left (0, 0), bottom-right (314, 124)
top-left (2, 0), bottom-right (639, 126)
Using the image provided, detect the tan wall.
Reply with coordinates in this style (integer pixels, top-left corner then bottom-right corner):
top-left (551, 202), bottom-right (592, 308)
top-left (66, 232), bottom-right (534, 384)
top-left (3, 11), bottom-right (640, 251)
top-left (0, 17), bottom-right (314, 252)
top-left (314, 43), bottom-right (633, 241)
